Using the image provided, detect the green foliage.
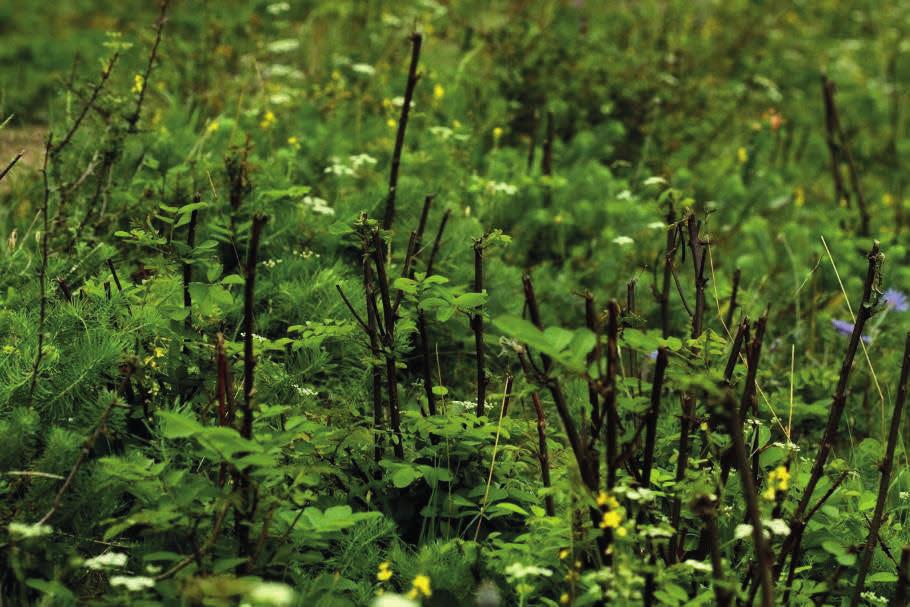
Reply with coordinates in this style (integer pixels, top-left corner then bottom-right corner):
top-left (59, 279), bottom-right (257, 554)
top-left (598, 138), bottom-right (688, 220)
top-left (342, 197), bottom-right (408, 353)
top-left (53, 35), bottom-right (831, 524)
top-left (2, 1), bottom-right (910, 606)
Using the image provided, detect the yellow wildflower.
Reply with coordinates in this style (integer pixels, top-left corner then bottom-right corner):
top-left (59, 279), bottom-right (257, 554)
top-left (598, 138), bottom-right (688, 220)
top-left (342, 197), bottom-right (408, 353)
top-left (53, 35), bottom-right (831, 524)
top-left (771, 465), bottom-right (790, 490)
top-left (3, 345), bottom-right (15, 354)
top-left (407, 574), bottom-right (432, 599)
top-left (560, 593), bottom-right (571, 605)
top-left (153, 346), bottom-right (166, 358)
top-left (883, 193), bottom-right (895, 207)
top-left (737, 147), bottom-right (748, 164)
top-left (288, 136), bottom-right (300, 150)
top-left (376, 561), bottom-right (392, 582)
top-left (700, 421), bottom-right (709, 431)
top-left (452, 119), bottom-right (462, 129)
top-left (206, 121), bottom-right (220, 134)
top-left (433, 84), bottom-right (445, 100)
top-left (493, 126), bottom-right (503, 141)
top-left (387, 118), bottom-right (397, 129)
top-left (260, 111), bottom-right (276, 129)
top-left (132, 73), bottom-right (144, 94)
top-left (615, 526), bottom-right (628, 538)
top-left (558, 548), bottom-right (570, 560)
top-left (596, 491), bottom-right (619, 510)
top-left (600, 510), bottom-right (622, 529)
top-left (762, 485), bottom-right (777, 501)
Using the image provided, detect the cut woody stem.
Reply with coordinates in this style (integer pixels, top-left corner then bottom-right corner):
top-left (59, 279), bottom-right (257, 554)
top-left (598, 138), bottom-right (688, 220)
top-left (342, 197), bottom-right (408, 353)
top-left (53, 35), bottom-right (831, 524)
top-left (776, 240), bottom-right (883, 598)
top-left (531, 391), bottom-right (555, 517)
top-left (718, 392), bottom-right (775, 607)
top-left (849, 330), bottom-right (910, 606)
top-left (382, 32), bottom-right (422, 231)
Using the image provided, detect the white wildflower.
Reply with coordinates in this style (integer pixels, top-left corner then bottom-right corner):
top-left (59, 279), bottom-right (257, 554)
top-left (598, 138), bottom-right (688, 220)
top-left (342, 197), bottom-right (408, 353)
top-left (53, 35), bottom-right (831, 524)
top-left (643, 176), bottom-right (667, 186)
top-left (349, 153), bottom-right (378, 169)
top-left (302, 195), bottom-right (335, 216)
top-left (371, 594), bottom-right (418, 607)
top-left (617, 190), bottom-right (633, 200)
top-left (504, 563), bottom-right (553, 579)
top-left (266, 2), bottom-right (290, 15)
top-left (110, 576), bottom-right (155, 592)
top-left (734, 524), bottom-right (753, 540)
top-left (612, 236), bottom-right (634, 246)
top-left (485, 181), bottom-right (518, 196)
top-left (682, 559), bottom-right (712, 573)
top-left (765, 519), bottom-right (790, 536)
top-left (647, 221), bottom-right (666, 229)
top-left (8, 522), bottom-right (53, 539)
top-left (351, 63), bottom-right (376, 76)
top-left (267, 39), bottom-right (300, 54)
top-left (84, 552), bottom-right (128, 570)
top-left (248, 582), bottom-right (295, 606)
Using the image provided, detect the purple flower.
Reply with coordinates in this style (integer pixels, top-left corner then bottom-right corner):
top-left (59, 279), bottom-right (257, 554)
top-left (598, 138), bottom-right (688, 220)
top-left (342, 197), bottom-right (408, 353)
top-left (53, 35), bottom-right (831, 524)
top-left (648, 350), bottom-right (658, 360)
top-left (831, 319), bottom-right (871, 343)
top-left (884, 289), bottom-right (909, 312)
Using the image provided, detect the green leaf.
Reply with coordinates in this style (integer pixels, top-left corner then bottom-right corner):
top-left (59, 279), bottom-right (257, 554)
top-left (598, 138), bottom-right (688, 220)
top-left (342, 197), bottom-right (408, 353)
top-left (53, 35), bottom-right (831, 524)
top-left (157, 410), bottom-right (204, 438)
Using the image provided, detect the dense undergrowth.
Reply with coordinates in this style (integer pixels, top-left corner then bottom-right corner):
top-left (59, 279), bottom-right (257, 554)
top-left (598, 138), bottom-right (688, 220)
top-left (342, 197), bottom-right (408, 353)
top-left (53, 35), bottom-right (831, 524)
top-left (3, 1), bottom-right (910, 605)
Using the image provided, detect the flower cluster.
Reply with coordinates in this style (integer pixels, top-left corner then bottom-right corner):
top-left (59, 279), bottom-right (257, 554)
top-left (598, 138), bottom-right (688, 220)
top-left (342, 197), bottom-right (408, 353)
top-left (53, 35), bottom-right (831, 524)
top-left (762, 465), bottom-right (791, 501)
top-left (596, 491), bottom-right (626, 536)
top-left (406, 574), bottom-right (432, 600)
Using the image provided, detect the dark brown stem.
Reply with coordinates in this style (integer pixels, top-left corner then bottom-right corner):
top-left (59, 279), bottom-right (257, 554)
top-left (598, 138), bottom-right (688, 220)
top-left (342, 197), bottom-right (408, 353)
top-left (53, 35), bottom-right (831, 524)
top-left (585, 292), bottom-right (602, 433)
top-left (522, 273), bottom-right (551, 372)
top-left (37, 396), bottom-right (117, 525)
top-left (895, 546), bottom-right (910, 607)
top-left (541, 111), bottom-right (554, 207)
top-left (721, 393), bottom-right (775, 607)
top-left (371, 230), bottom-right (404, 457)
top-left (28, 134), bottom-right (53, 404)
top-left (531, 392), bottom-right (555, 516)
top-left (641, 348), bottom-right (669, 488)
top-left (472, 238), bottom-right (487, 417)
top-left (822, 75), bottom-right (848, 211)
top-left (687, 212), bottom-right (708, 339)
top-left (694, 494), bottom-right (733, 607)
top-left (725, 268), bottom-right (741, 330)
top-left (336, 284), bottom-right (369, 335)
top-left (362, 243), bottom-right (386, 464)
top-left (182, 203), bottom-right (200, 325)
top-left (382, 32), bottom-right (422, 230)
top-left (0, 150), bottom-right (23, 183)
top-left (426, 209), bottom-right (450, 276)
top-left (660, 205), bottom-right (677, 338)
top-left (241, 215), bottom-right (266, 440)
top-left (127, 0), bottom-right (171, 132)
top-left (53, 54), bottom-right (119, 156)
top-left (777, 242), bottom-right (882, 584)
top-left (603, 300), bottom-right (619, 488)
top-left (850, 332), bottom-right (910, 606)
top-left (822, 75), bottom-right (870, 235)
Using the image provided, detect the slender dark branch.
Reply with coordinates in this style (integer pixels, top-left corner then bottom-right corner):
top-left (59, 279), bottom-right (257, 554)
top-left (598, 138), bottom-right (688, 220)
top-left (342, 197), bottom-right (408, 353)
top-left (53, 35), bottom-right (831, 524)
top-left (641, 348), bottom-right (669, 488)
top-left (371, 230), bottom-right (404, 457)
top-left (241, 215), bottom-right (267, 440)
top-left (603, 300), bottom-right (619, 488)
top-left (53, 53), bottom-right (119, 156)
top-left (336, 284), bottom-right (370, 335)
top-left (660, 205), bottom-right (677, 338)
top-left (425, 209), bottom-right (450, 276)
top-left (851, 331), bottom-right (910, 605)
top-left (725, 268), bottom-right (741, 330)
top-left (541, 111), bottom-right (554, 207)
top-left (585, 293), bottom-right (602, 435)
top-left (531, 392), bottom-right (555, 517)
top-left (28, 134), bottom-right (53, 404)
top-left (155, 501), bottom-right (231, 580)
top-left (522, 273), bottom-right (551, 372)
top-left (37, 396), bottom-right (118, 525)
top-left (182, 201), bottom-right (200, 327)
top-left (823, 75), bottom-right (870, 235)
top-left (720, 393), bottom-right (775, 606)
top-left (472, 237), bottom-right (487, 417)
top-left (362, 241), bottom-right (386, 464)
top-left (0, 150), bottom-right (23, 183)
top-left (127, 0), bottom-right (171, 132)
top-left (776, 241), bottom-right (883, 585)
top-left (895, 546), bottom-right (910, 607)
top-left (382, 32), bottom-right (422, 230)
top-left (694, 494), bottom-right (733, 607)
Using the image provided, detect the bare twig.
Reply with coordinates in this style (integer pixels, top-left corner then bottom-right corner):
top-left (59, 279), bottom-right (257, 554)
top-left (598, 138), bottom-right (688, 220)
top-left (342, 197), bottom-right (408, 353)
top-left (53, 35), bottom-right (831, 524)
top-left (382, 32), bottom-right (422, 230)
